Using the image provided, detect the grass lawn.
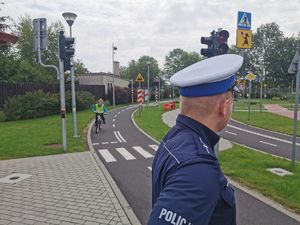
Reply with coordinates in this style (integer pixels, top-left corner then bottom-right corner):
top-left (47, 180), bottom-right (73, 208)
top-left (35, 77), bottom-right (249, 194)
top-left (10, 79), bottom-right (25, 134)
top-left (0, 110), bottom-right (94, 160)
top-left (134, 104), bottom-right (300, 214)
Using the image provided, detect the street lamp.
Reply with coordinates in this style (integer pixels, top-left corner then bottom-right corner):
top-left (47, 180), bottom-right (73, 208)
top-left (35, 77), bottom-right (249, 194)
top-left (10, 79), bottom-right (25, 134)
top-left (112, 43), bottom-right (117, 107)
top-left (62, 12), bottom-right (78, 137)
top-left (147, 61), bottom-right (150, 106)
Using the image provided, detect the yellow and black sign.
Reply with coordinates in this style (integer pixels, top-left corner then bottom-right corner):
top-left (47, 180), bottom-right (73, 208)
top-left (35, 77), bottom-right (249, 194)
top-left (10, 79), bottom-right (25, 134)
top-left (236, 29), bottom-right (252, 49)
top-left (135, 73), bottom-right (144, 82)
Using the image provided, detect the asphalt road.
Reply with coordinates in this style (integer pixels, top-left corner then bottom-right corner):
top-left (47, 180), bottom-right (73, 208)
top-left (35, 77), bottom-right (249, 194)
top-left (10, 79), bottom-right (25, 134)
top-left (91, 106), bottom-right (300, 225)
top-left (220, 119), bottom-right (300, 161)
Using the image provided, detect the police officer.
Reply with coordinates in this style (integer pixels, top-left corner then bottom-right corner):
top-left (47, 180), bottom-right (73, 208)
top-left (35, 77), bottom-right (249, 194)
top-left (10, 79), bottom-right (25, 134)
top-left (147, 54), bottom-right (243, 225)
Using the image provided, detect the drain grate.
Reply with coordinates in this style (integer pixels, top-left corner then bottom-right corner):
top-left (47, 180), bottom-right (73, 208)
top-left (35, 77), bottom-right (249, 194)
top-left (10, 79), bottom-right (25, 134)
top-left (0, 173), bottom-right (32, 184)
top-left (266, 168), bottom-right (293, 176)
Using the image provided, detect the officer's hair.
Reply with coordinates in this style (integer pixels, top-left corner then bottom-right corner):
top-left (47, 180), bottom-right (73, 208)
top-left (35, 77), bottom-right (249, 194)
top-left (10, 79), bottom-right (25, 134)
top-left (180, 91), bottom-right (231, 116)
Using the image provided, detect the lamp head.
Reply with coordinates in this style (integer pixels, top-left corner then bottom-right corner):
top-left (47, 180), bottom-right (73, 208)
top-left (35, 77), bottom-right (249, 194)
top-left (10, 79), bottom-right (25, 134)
top-left (62, 12), bottom-right (77, 27)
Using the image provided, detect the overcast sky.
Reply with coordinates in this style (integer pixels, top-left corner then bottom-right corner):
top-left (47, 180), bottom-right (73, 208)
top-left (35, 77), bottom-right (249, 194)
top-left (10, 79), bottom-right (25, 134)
top-left (3, 0), bottom-right (300, 73)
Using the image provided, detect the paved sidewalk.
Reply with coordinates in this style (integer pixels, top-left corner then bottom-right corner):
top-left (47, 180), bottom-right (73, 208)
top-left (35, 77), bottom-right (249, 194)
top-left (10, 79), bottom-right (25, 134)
top-left (0, 120), bottom-right (140, 225)
top-left (0, 152), bottom-right (133, 225)
top-left (264, 104), bottom-right (299, 119)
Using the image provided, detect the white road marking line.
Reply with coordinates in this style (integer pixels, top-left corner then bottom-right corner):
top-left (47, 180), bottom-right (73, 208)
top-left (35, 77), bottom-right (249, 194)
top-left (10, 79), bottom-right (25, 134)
top-left (114, 131), bottom-right (122, 142)
top-left (110, 141), bottom-right (118, 144)
top-left (117, 131), bottom-right (126, 142)
top-left (148, 144), bottom-right (159, 151)
top-left (122, 109), bottom-right (125, 112)
top-left (225, 131), bottom-right (237, 136)
top-left (132, 146), bottom-right (153, 158)
top-left (98, 149), bottom-right (116, 162)
top-left (92, 143), bottom-right (99, 146)
top-left (148, 167), bottom-right (152, 171)
top-left (228, 124), bottom-right (300, 146)
top-left (114, 115), bottom-right (118, 118)
top-left (259, 141), bottom-right (278, 147)
top-left (118, 112), bottom-right (121, 114)
top-left (101, 142), bottom-right (109, 145)
top-left (113, 124), bottom-right (115, 128)
top-left (113, 119), bottom-right (115, 122)
top-left (116, 148), bottom-right (136, 160)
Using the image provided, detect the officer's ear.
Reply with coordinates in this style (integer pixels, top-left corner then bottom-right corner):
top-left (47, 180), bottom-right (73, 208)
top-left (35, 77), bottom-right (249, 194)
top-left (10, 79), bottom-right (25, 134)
top-left (218, 94), bottom-right (231, 118)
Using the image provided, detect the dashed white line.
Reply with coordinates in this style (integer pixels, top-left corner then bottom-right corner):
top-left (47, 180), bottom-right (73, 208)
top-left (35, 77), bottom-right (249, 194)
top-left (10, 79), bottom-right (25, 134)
top-left (225, 131), bottom-right (237, 136)
top-left (228, 124), bottom-right (300, 146)
top-left (113, 124), bottom-right (115, 128)
top-left (132, 146), bottom-right (154, 158)
top-left (92, 143), bottom-right (99, 146)
top-left (117, 131), bottom-right (126, 142)
top-left (113, 119), bottom-right (115, 122)
top-left (101, 142), bottom-right (109, 145)
top-left (118, 112), bottom-right (121, 114)
top-left (259, 141), bottom-right (277, 147)
top-left (116, 148), bottom-right (136, 160)
top-left (110, 141), bottom-right (118, 144)
top-left (98, 149), bottom-right (116, 162)
top-left (114, 115), bottom-right (118, 118)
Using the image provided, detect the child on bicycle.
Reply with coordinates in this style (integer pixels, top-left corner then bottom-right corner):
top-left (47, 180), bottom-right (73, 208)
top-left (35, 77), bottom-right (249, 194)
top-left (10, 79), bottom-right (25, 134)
top-left (92, 98), bottom-right (107, 125)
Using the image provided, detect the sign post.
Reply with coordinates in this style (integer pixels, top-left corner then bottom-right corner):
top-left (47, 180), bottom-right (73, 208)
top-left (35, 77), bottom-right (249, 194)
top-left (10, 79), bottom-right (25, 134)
top-left (288, 49), bottom-right (300, 167)
top-left (246, 72), bottom-right (255, 121)
top-left (135, 73), bottom-right (145, 117)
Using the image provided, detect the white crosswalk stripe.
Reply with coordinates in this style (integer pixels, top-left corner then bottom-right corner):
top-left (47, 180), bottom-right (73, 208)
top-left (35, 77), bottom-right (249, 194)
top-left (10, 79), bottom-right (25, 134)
top-left (98, 149), bottom-right (116, 162)
top-left (148, 144), bottom-right (159, 151)
top-left (132, 146), bottom-right (154, 158)
top-left (116, 148), bottom-right (136, 160)
top-left (98, 146), bottom-right (155, 163)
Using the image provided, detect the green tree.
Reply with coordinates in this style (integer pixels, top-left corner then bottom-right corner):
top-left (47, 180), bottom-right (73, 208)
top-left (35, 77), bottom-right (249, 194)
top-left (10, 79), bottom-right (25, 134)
top-left (74, 59), bottom-right (89, 74)
top-left (15, 15), bottom-right (64, 82)
top-left (122, 56), bottom-right (160, 89)
top-left (243, 23), bottom-right (299, 89)
top-left (163, 48), bottom-right (201, 78)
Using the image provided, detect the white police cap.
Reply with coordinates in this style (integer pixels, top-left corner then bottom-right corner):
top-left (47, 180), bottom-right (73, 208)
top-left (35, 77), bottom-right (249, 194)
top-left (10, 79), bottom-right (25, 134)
top-left (170, 54), bottom-right (243, 97)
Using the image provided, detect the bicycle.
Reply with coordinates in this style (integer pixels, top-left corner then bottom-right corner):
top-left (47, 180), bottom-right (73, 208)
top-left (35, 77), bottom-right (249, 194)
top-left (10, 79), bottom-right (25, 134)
top-left (95, 113), bottom-right (102, 134)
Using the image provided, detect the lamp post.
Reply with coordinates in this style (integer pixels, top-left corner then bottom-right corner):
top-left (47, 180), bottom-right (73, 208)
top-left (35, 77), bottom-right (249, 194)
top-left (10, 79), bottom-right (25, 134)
top-left (112, 43), bottom-right (117, 107)
top-left (147, 61), bottom-right (150, 106)
top-left (62, 12), bottom-right (78, 137)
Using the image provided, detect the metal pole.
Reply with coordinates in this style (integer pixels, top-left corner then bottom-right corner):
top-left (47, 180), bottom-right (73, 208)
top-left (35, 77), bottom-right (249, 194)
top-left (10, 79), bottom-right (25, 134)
top-left (260, 34), bottom-right (266, 112)
top-left (69, 25), bottom-right (78, 137)
top-left (147, 63), bottom-right (150, 106)
top-left (59, 57), bottom-right (67, 152)
top-left (291, 52), bottom-right (300, 167)
top-left (112, 43), bottom-right (115, 107)
top-left (158, 76), bottom-right (161, 104)
top-left (37, 23), bottom-right (66, 152)
top-left (247, 80), bottom-right (252, 121)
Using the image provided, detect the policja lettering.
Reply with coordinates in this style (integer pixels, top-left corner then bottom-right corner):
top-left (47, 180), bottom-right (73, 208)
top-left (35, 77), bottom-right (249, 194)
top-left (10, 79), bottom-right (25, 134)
top-left (158, 208), bottom-right (193, 225)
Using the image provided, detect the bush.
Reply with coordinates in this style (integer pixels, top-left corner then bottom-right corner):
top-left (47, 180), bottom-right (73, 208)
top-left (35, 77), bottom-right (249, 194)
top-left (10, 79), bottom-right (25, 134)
top-left (3, 90), bottom-right (94, 121)
top-left (0, 111), bottom-right (5, 122)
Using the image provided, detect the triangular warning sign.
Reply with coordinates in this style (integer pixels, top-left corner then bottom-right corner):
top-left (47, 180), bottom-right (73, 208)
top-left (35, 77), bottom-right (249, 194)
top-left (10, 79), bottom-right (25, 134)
top-left (135, 73), bottom-right (144, 82)
top-left (238, 13), bottom-right (250, 27)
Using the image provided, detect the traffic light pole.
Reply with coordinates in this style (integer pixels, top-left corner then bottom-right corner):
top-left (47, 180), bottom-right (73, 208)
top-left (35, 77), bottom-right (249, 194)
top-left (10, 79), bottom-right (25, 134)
top-left (35, 19), bottom-right (67, 152)
top-left (59, 57), bottom-right (67, 152)
top-left (291, 54), bottom-right (300, 167)
top-left (70, 57), bottom-right (78, 137)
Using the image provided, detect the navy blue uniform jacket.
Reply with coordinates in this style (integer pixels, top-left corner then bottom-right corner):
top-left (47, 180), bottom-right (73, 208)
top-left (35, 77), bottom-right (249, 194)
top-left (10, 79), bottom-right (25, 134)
top-left (147, 114), bottom-right (236, 225)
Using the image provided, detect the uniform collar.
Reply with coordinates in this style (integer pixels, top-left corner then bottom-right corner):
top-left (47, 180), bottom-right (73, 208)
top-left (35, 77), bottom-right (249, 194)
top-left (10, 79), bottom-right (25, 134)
top-left (176, 114), bottom-right (220, 147)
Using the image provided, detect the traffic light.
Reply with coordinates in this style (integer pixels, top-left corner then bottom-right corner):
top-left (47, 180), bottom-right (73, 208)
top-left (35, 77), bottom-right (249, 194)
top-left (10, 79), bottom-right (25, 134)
top-left (200, 29), bottom-right (229, 58)
top-left (58, 31), bottom-right (75, 72)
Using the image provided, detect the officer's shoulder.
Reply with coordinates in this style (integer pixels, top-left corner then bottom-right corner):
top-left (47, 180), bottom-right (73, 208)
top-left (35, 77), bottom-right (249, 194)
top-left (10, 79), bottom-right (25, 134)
top-left (165, 130), bottom-right (211, 158)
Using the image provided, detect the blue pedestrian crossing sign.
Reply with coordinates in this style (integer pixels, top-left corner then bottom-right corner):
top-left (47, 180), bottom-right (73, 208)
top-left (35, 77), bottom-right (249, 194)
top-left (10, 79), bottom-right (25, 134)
top-left (237, 11), bottom-right (251, 30)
